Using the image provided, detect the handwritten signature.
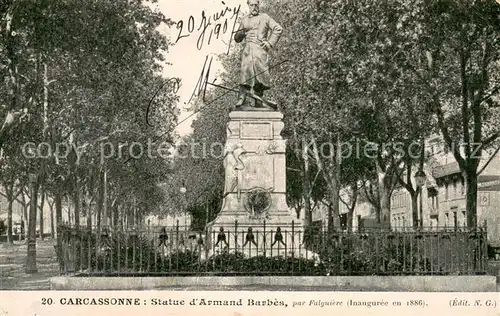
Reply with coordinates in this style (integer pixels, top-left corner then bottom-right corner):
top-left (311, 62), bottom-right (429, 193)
top-left (185, 56), bottom-right (291, 115)
top-left (175, 1), bottom-right (241, 53)
top-left (144, 55), bottom-right (215, 128)
top-left (146, 77), bottom-right (181, 127)
top-left (187, 55), bottom-right (216, 106)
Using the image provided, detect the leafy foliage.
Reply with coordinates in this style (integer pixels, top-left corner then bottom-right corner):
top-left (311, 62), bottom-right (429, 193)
top-left (1, 0), bottom-right (179, 231)
top-left (0, 219), bottom-right (6, 235)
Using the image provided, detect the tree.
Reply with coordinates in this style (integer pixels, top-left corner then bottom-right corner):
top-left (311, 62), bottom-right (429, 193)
top-left (165, 94), bottom-right (228, 227)
top-left (1, 0), bottom-right (179, 244)
top-left (0, 112), bottom-right (35, 242)
top-left (416, 0), bottom-right (500, 227)
top-left (0, 219), bottom-right (5, 236)
top-left (266, 0), bottom-right (423, 229)
top-left (339, 142), bottom-right (376, 231)
top-left (0, 163), bottom-right (23, 243)
top-left (334, 0), bottom-right (499, 229)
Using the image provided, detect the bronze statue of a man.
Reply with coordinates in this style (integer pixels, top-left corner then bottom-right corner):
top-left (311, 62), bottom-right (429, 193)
top-left (234, 0), bottom-right (282, 109)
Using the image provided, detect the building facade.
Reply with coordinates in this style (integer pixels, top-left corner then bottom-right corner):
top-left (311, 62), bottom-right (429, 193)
top-left (390, 135), bottom-right (500, 246)
top-left (306, 135), bottom-right (500, 245)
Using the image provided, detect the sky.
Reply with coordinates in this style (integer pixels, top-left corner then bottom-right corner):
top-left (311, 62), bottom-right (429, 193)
top-left (153, 0), bottom-right (250, 137)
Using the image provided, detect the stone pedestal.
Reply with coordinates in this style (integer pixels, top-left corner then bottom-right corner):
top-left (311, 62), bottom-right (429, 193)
top-left (207, 110), bottom-right (307, 257)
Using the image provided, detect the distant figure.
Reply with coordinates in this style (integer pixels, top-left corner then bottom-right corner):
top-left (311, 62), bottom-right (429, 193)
top-left (234, 0), bottom-right (282, 108)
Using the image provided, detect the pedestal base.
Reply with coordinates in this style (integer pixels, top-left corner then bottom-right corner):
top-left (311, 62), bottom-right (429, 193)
top-left (206, 110), bottom-right (315, 259)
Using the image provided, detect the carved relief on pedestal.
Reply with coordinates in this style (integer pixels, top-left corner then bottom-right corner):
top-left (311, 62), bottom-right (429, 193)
top-left (209, 111), bottom-right (307, 257)
top-left (243, 187), bottom-right (273, 219)
top-left (224, 142), bottom-right (246, 201)
top-left (215, 111), bottom-right (298, 223)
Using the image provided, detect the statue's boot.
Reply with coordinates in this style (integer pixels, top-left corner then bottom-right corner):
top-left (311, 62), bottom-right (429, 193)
top-left (235, 86), bottom-right (247, 108)
top-left (254, 89), bottom-right (265, 108)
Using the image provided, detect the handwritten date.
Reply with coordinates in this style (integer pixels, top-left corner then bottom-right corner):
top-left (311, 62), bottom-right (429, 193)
top-left (175, 2), bottom-right (241, 52)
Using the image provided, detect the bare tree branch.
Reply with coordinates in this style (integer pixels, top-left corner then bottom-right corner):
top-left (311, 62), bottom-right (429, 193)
top-left (482, 130), bottom-right (500, 148)
top-left (477, 144), bottom-right (500, 176)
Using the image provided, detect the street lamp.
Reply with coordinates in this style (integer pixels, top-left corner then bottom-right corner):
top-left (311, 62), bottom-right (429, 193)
top-left (414, 170), bottom-right (426, 228)
top-left (26, 173), bottom-right (38, 273)
top-left (414, 170), bottom-right (426, 187)
top-left (179, 186), bottom-right (187, 194)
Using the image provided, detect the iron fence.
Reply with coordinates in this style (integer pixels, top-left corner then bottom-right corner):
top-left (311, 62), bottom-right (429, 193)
top-left (55, 222), bottom-right (488, 276)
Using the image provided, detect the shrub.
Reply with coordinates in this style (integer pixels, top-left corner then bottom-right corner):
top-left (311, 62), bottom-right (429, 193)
top-left (317, 234), bottom-right (435, 275)
top-left (57, 227), bottom-right (163, 273)
top-left (55, 227), bottom-right (484, 276)
top-left (157, 249), bottom-right (201, 272)
top-left (201, 252), bottom-right (324, 275)
top-left (0, 219), bottom-right (6, 235)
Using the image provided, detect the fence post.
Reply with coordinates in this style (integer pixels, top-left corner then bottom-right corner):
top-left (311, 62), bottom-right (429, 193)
top-left (263, 220), bottom-right (266, 257)
top-left (291, 220), bottom-right (295, 259)
top-left (234, 220), bottom-right (238, 254)
top-left (204, 226), bottom-right (209, 259)
top-left (483, 220), bottom-right (488, 272)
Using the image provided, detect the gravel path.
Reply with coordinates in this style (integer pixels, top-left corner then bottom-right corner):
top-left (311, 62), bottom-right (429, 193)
top-left (0, 239), bottom-right (59, 290)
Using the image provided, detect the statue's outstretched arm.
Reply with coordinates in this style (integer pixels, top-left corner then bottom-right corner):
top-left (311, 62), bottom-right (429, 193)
top-left (234, 21), bottom-right (246, 43)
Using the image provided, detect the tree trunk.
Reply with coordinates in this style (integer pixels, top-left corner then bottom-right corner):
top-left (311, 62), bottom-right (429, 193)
top-left (379, 184), bottom-right (391, 229)
top-left (347, 209), bottom-right (353, 233)
top-left (26, 177), bottom-right (39, 273)
top-left (96, 201), bottom-right (102, 232)
top-left (310, 137), bottom-right (341, 234)
top-left (54, 189), bottom-right (62, 273)
top-left (347, 183), bottom-right (358, 232)
top-left (39, 189), bottom-right (45, 240)
top-left (302, 155), bottom-right (312, 227)
top-left (103, 169), bottom-right (108, 227)
top-left (7, 199), bottom-right (13, 243)
top-left (131, 203), bottom-right (136, 227)
top-left (327, 203), bottom-right (334, 232)
top-left (464, 170), bottom-right (478, 227)
top-left (204, 202), bottom-right (209, 229)
top-left (4, 183), bottom-right (18, 243)
top-left (49, 200), bottom-right (55, 238)
top-left (86, 204), bottom-right (92, 231)
top-left (112, 203), bottom-right (119, 228)
top-left (377, 168), bottom-right (392, 229)
top-left (55, 190), bottom-right (62, 234)
top-left (22, 205), bottom-right (28, 241)
top-left (67, 195), bottom-right (71, 224)
top-left (302, 176), bottom-right (312, 226)
top-left (328, 186), bottom-right (340, 233)
top-left (73, 175), bottom-right (80, 228)
top-left (364, 182), bottom-right (381, 224)
top-left (96, 169), bottom-right (104, 232)
top-left (39, 61), bottom-right (49, 238)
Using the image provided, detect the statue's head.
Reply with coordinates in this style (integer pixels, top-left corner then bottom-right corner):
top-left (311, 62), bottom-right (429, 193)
top-left (247, 0), bottom-right (260, 16)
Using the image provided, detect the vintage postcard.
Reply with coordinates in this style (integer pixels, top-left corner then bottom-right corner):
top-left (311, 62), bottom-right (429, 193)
top-left (0, 0), bottom-right (499, 315)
